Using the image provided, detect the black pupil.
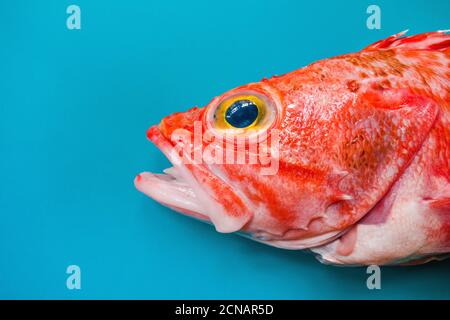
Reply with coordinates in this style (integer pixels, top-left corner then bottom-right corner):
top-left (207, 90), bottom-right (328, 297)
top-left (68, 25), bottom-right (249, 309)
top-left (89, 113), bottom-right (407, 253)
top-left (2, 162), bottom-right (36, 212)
top-left (225, 100), bottom-right (259, 128)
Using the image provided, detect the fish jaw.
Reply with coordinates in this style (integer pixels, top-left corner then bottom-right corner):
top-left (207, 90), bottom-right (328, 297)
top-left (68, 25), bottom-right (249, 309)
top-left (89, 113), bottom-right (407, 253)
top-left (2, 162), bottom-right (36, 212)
top-left (134, 172), bottom-right (209, 221)
top-left (134, 125), bottom-right (210, 222)
top-left (135, 125), bottom-right (253, 233)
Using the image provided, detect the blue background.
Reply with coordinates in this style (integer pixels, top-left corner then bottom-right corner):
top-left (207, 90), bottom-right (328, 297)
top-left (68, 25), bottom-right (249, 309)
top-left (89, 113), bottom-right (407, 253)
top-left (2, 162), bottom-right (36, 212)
top-left (1, 0), bottom-right (449, 299)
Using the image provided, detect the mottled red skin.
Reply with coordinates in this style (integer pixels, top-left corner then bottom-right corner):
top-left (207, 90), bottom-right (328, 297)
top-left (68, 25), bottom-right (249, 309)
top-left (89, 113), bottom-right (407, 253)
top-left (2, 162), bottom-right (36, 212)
top-left (146, 32), bottom-right (450, 253)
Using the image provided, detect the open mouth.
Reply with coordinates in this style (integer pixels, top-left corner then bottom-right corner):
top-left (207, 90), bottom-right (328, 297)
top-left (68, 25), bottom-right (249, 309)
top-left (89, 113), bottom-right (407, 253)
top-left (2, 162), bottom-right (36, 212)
top-left (134, 126), bottom-right (210, 222)
top-left (135, 125), bottom-right (255, 234)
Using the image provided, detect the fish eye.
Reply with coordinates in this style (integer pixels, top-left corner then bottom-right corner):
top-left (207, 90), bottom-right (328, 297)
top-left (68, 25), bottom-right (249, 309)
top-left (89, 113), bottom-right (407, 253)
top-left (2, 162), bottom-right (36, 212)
top-left (225, 99), bottom-right (259, 128)
top-left (210, 92), bottom-right (276, 136)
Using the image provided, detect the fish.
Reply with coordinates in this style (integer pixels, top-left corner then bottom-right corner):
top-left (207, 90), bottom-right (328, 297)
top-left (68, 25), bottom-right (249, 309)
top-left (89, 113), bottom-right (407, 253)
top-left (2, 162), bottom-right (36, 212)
top-left (135, 31), bottom-right (450, 266)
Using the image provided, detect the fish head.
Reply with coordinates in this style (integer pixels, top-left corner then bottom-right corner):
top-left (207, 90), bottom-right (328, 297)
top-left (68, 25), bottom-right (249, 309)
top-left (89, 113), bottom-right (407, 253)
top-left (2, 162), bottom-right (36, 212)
top-left (136, 49), bottom-right (439, 248)
top-left (136, 82), bottom-right (283, 234)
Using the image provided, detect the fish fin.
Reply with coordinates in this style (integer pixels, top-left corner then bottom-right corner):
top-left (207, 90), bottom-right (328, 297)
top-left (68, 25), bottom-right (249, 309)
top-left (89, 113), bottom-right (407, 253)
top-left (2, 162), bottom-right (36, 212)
top-left (425, 198), bottom-right (450, 210)
top-left (363, 30), bottom-right (450, 52)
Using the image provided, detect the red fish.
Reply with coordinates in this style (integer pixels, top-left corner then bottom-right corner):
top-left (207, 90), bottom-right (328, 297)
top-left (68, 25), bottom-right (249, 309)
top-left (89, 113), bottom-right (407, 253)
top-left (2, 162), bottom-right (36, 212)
top-left (135, 31), bottom-right (450, 265)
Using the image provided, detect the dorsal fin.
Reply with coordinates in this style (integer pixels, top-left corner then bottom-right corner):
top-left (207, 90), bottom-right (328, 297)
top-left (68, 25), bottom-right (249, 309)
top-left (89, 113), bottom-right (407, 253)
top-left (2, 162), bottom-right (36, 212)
top-left (364, 30), bottom-right (450, 52)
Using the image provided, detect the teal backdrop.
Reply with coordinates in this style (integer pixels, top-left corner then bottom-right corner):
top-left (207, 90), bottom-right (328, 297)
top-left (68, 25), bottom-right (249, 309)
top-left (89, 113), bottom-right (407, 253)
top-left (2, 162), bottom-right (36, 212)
top-left (1, 0), bottom-right (449, 299)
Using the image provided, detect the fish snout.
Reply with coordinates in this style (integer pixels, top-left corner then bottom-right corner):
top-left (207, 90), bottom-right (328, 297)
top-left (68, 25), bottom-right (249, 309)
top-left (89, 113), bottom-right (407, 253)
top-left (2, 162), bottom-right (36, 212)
top-left (156, 107), bottom-right (205, 141)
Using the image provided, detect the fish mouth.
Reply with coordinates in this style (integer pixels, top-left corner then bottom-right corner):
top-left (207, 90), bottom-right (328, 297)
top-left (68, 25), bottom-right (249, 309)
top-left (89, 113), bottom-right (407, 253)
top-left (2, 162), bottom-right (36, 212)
top-left (134, 126), bottom-right (211, 223)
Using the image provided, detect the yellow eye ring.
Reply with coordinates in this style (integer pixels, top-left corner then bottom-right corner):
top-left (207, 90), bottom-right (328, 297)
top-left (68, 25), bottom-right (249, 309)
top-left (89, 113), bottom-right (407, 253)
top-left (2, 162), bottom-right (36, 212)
top-left (206, 89), bottom-right (279, 140)
top-left (214, 95), bottom-right (266, 130)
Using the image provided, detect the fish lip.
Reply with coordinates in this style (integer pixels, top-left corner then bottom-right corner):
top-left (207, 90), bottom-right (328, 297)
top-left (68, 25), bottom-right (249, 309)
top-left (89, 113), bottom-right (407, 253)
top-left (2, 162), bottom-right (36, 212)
top-left (134, 125), bottom-right (211, 223)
